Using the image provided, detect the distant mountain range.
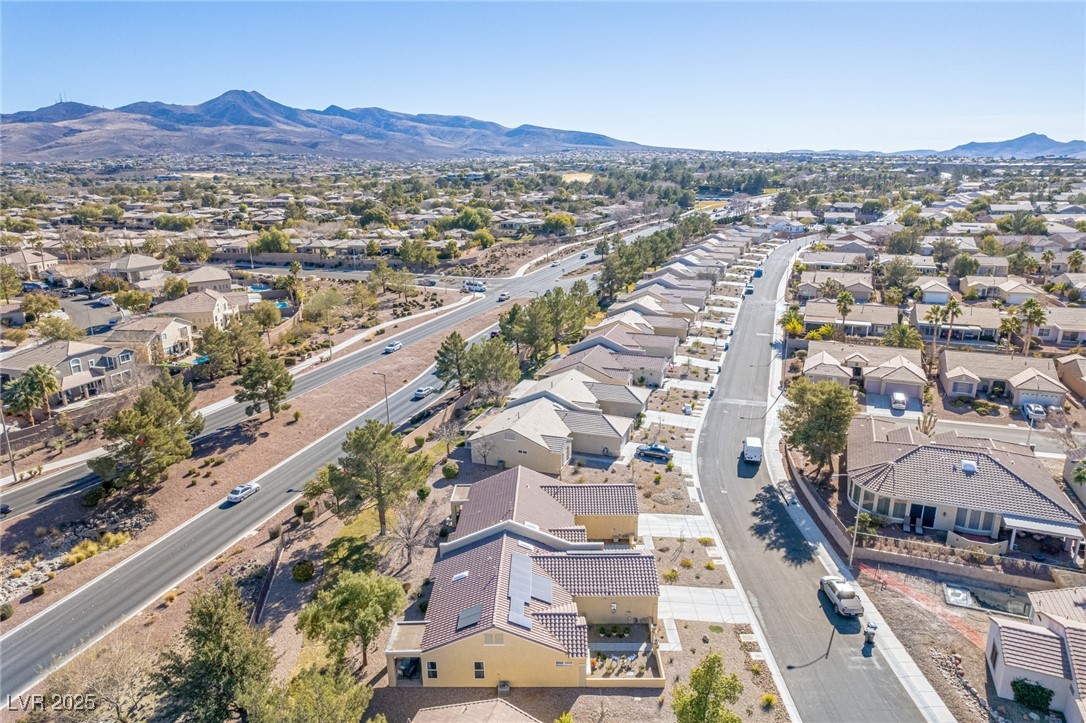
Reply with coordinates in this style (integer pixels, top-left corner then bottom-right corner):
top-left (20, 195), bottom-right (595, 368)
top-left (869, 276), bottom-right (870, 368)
top-left (0, 90), bottom-right (644, 162)
top-left (787, 133), bottom-right (1086, 159)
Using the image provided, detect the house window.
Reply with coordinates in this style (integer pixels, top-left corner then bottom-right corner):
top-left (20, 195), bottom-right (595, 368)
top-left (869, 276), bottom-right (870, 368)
top-left (955, 508), bottom-right (967, 528)
top-left (161, 332), bottom-right (168, 341)
top-left (504, 431), bottom-right (516, 442)
top-left (892, 501), bottom-right (907, 519)
top-left (1037, 328), bottom-right (1050, 338)
top-left (517, 450), bottom-right (527, 455)
top-left (876, 497), bottom-right (890, 516)
top-left (70, 358), bottom-right (82, 374)
top-left (473, 662), bottom-right (485, 679)
top-left (951, 382), bottom-right (972, 394)
top-left (484, 634), bottom-right (504, 646)
top-left (555, 661), bottom-right (573, 667)
top-left (982, 512), bottom-right (994, 531)
top-left (861, 490), bottom-right (875, 512)
top-left (426, 661), bottom-right (437, 679)
top-left (119, 352), bottom-right (133, 364)
top-left (989, 644), bottom-right (999, 668)
top-left (849, 481), bottom-right (861, 505)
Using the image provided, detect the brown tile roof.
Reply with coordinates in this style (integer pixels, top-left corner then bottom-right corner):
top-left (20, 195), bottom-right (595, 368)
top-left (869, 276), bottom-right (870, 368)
top-left (992, 618), bottom-right (1070, 679)
top-left (542, 484), bottom-right (639, 516)
top-left (1029, 587), bottom-right (1086, 626)
top-left (531, 551), bottom-right (659, 598)
top-left (413, 700), bottom-right (542, 723)
top-left (849, 416), bottom-right (1083, 526)
top-left (451, 467), bottom-right (574, 541)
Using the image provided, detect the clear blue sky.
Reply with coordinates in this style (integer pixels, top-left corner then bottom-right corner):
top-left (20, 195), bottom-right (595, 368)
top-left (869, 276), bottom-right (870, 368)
top-left (3, 2), bottom-right (1084, 152)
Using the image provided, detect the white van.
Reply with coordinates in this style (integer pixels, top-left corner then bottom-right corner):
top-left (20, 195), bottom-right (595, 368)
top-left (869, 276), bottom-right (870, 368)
top-left (743, 437), bottom-right (763, 464)
top-left (462, 280), bottom-right (487, 293)
top-left (890, 392), bottom-right (908, 410)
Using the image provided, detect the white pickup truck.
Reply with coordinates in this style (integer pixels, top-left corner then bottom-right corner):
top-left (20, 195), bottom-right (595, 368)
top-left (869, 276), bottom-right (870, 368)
top-left (820, 575), bottom-right (865, 617)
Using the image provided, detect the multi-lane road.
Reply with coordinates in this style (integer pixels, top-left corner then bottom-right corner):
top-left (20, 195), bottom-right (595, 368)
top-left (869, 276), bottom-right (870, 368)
top-left (699, 240), bottom-right (926, 722)
top-left (0, 223), bottom-right (667, 700)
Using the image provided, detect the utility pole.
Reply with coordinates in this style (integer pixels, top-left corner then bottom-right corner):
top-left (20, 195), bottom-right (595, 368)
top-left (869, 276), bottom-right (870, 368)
top-left (0, 403), bottom-right (17, 482)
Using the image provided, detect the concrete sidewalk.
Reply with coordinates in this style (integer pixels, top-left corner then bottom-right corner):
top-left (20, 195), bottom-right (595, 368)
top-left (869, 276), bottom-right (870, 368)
top-left (760, 245), bottom-right (955, 723)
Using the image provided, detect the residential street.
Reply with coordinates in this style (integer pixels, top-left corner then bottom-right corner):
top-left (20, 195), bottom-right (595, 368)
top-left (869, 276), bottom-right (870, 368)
top-left (697, 239), bottom-right (927, 722)
top-left (0, 224), bottom-right (665, 700)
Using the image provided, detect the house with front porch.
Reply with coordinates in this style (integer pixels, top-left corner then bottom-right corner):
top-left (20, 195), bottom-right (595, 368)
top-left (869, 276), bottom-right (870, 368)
top-left (570, 324), bottom-right (678, 360)
top-left (1036, 307), bottom-right (1086, 348)
top-left (151, 289), bottom-right (237, 330)
top-left (972, 255), bottom-right (1010, 277)
top-left (1, 339), bottom-right (139, 406)
top-left (538, 346), bottom-right (668, 387)
top-left (804, 342), bottom-right (926, 399)
top-left (847, 415), bottom-right (1084, 555)
top-left (1, 249), bottom-right (58, 279)
top-left (939, 350), bottom-right (1068, 407)
top-left (385, 466), bottom-right (658, 689)
top-left (909, 303), bottom-right (1000, 343)
top-left (180, 265), bottom-right (233, 293)
top-left (915, 277), bottom-right (953, 305)
top-left (101, 254), bottom-right (163, 283)
top-left (802, 300), bottom-right (898, 337)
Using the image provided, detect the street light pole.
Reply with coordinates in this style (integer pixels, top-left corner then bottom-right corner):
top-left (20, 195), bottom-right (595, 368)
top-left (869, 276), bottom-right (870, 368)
top-left (372, 371), bottom-right (391, 426)
top-left (0, 403), bottom-right (18, 482)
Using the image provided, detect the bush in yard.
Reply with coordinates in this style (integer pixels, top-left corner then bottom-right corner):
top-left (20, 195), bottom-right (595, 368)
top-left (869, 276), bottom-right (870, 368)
top-left (81, 486), bottom-right (106, 507)
top-left (442, 462), bottom-right (459, 479)
top-left (761, 693), bottom-right (777, 709)
top-left (663, 569), bottom-right (679, 583)
top-left (31, 584), bottom-right (45, 596)
top-left (268, 524), bottom-right (281, 540)
top-left (0, 603), bottom-right (12, 620)
top-left (292, 560), bottom-right (315, 582)
top-left (697, 537), bottom-right (714, 546)
top-left (301, 507), bottom-right (316, 523)
top-left (293, 501), bottom-right (309, 517)
top-left (666, 460), bottom-right (674, 472)
top-left (292, 410), bottom-right (302, 423)
top-left (1012, 679), bottom-right (1054, 712)
top-left (417, 486), bottom-right (431, 501)
top-left (414, 435), bottom-right (426, 449)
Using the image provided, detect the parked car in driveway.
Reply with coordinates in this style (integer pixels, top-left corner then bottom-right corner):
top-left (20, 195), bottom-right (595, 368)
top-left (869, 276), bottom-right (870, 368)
top-left (413, 386), bottom-right (434, 400)
top-left (384, 341), bottom-right (403, 353)
top-left (820, 575), bottom-right (864, 617)
top-left (891, 392), bottom-right (908, 410)
top-left (1022, 403), bottom-right (1046, 422)
top-left (226, 483), bottom-right (261, 503)
top-left (637, 443), bottom-right (673, 462)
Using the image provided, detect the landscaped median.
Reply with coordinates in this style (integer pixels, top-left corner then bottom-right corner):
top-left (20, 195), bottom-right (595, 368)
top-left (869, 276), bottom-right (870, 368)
top-left (0, 306), bottom-right (508, 631)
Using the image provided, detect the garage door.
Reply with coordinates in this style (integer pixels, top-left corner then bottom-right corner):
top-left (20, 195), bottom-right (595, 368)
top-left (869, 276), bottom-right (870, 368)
top-left (1017, 391), bottom-right (1063, 407)
top-left (881, 382), bottom-right (922, 398)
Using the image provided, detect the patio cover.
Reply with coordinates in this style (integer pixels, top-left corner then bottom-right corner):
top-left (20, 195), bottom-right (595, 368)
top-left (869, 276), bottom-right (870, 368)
top-left (1003, 515), bottom-right (1085, 540)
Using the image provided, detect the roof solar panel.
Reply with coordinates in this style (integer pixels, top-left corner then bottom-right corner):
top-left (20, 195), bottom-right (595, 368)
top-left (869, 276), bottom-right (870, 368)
top-left (531, 573), bottom-right (553, 604)
top-left (456, 603), bottom-right (483, 631)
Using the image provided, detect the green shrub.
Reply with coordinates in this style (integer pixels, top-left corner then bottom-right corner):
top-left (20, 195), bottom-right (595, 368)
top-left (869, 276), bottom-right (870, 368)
top-left (0, 603), bottom-right (12, 620)
top-left (417, 486), bottom-right (431, 501)
top-left (293, 501), bottom-right (309, 517)
top-left (663, 569), bottom-right (679, 583)
top-left (81, 486), bottom-right (106, 507)
top-left (301, 508), bottom-right (316, 523)
top-left (1011, 678), bottom-right (1054, 712)
top-left (697, 537), bottom-right (715, 546)
top-left (761, 694), bottom-right (778, 709)
top-left (442, 462), bottom-right (459, 479)
top-left (292, 410), bottom-right (302, 423)
top-left (291, 560), bottom-right (315, 582)
top-left (31, 584), bottom-right (45, 597)
top-left (268, 524), bottom-right (281, 540)
top-left (414, 435), bottom-right (426, 448)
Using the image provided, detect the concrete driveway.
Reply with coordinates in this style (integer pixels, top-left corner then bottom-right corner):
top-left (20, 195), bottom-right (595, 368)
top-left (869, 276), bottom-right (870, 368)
top-left (864, 393), bottom-right (922, 421)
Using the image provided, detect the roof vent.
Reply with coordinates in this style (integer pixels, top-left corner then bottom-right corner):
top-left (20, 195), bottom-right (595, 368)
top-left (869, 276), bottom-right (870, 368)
top-left (961, 460), bottom-right (977, 474)
top-left (451, 570), bottom-right (470, 582)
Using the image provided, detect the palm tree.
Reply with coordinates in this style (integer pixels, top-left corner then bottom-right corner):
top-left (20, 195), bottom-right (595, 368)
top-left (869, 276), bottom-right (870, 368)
top-left (923, 304), bottom-right (946, 374)
top-left (881, 323), bottom-right (924, 350)
top-left (1041, 249), bottom-right (1055, 285)
top-left (23, 364), bottom-right (61, 419)
top-left (778, 306), bottom-right (804, 360)
top-left (999, 312), bottom-right (1022, 357)
top-left (2, 379), bottom-right (38, 426)
top-left (941, 298), bottom-right (963, 353)
top-left (836, 291), bottom-right (854, 337)
top-left (1019, 298), bottom-right (1048, 355)
top-left (1069, 249), bottom-right (1085, 274)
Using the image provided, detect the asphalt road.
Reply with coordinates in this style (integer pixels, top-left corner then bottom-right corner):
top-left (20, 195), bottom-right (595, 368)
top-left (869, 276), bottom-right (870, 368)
top-left (0, 223), bottom-right (667, 699)
top-left (698, 240), bottom-right (926, 722)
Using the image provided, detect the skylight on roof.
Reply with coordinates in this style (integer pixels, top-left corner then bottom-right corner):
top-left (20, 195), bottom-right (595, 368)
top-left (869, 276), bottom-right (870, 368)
top-left (452, 570), bottom-right (470, 582)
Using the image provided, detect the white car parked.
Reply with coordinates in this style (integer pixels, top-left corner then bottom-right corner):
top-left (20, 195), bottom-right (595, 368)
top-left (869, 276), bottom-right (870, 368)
top-left (227, 483), bottom-right (261, 503)
top-left (1022, 403), bottom-right (1047, 422)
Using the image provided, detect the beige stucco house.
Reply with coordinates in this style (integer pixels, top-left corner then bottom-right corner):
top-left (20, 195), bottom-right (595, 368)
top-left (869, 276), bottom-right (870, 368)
top-left (796, 271), bottom-right (874, 303)
top-left (804, 341), bottom-right (926, 398)
top-left (151, 289), bottom-right (236, 330)
top-left (1, 249), bottom-right (59, 279)
top-left (104, 316), bottom-right (193, 363)
top-left (539, 346), bottom-right (668, 387)
top-left (939, 350), bottom-right (1068, 407)
top-left (180, 265), bottom-right (233, 293)
top-left (386, 467), bottom-right (658, 689)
